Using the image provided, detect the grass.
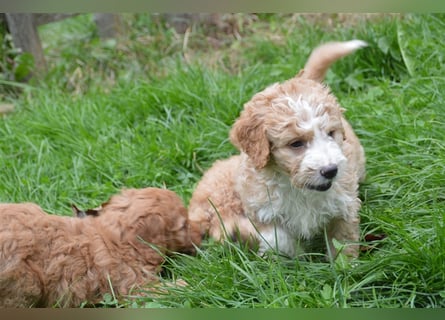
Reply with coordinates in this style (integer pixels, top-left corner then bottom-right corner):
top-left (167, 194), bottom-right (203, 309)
top-left (0, 13), bottom-right (444, 308)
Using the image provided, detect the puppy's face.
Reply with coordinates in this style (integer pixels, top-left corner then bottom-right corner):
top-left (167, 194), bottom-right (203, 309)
top-left (160, 207), bottom-right (202, 255)
top-left (230, 79), bottom-right (348, 192)
top-left (132, 206), bottom-right (200, 255)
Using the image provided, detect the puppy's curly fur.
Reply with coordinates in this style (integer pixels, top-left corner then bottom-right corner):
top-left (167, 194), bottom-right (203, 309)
top-left (0, 188), bottom-right (200, 307)
top-left (189, 40), bottom-right (367, 259)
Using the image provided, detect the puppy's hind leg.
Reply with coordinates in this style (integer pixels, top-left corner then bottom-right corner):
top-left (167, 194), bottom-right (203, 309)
top-left (0, 263), bottom-right (45, 307)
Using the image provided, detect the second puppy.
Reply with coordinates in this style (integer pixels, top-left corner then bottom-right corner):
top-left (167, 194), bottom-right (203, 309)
top-left (0, 188), bottom-right (200, 307)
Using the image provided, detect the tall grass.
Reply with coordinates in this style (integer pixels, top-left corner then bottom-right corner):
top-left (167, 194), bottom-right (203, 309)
top-left (0, 13), bottom-right (444, 307)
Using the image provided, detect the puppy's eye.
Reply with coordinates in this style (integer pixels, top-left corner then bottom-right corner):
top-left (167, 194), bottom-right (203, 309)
top-left (289, 141), bottom-right (304, 148)
top-left (328, 130), bottom-right (335, 138)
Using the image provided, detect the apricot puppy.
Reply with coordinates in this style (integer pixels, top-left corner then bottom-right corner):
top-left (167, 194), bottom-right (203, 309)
top-left (0, 188), bottom-right (200, 307)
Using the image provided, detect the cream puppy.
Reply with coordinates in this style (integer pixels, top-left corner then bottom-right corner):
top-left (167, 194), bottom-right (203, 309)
top-left (189, 40), bottom-right (367, 259)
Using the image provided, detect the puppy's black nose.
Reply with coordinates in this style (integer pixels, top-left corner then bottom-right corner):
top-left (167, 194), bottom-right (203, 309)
top-left (320, 164), bottom-right (338, 180)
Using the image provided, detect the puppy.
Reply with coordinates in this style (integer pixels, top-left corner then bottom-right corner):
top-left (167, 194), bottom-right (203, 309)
top-left (0, 188), bottom-right (201, 307)
top-left (189, 40), bottom-right (367, 259)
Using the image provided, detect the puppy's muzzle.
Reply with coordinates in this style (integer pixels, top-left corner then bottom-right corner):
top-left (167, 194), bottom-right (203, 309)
top-left (320, 164), bottom-right (338, 180)
top-left (307, 164), bottom-right (338, 192)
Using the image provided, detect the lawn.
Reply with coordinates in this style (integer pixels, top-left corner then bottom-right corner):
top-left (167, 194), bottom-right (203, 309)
top-left (0, 13), bottom-right (444, 308)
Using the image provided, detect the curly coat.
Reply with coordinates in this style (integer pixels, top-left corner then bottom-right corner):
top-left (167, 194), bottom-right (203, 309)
top-left (189, 40), bottom-right (367, 259)
top-left (0, 188), bottom-right (200, 307)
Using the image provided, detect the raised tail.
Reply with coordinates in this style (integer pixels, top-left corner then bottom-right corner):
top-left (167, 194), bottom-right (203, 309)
top-left (299, 39), bottom-right (367, 82)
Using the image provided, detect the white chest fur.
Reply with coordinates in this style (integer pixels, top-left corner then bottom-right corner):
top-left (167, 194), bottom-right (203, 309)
top-left (237, 162), bottom-right (354, 240)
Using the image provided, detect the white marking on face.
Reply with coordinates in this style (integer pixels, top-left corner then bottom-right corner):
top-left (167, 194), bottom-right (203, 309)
top-left (304, 133), bottom-right (346, 170)
top-left (283, 95), bottom-right (347, 186)
top-left (284, 96), bottom-right (330, 130)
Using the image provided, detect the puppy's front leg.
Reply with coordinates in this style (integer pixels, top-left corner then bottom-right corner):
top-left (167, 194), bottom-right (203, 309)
top-left (257, 225), bottom-right (303, 258)
top-left (326, 215), bottom-right (360, 260)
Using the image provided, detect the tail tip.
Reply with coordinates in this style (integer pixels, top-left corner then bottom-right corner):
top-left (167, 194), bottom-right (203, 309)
top-left (344, 39), bottom-right (368, 51)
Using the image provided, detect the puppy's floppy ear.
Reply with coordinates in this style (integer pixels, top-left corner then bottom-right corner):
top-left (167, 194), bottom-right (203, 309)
top-left (230, 107), bottom-right (270, 169)
top-left (131, 214), bottom-right (166, 248)
top-left (126, 213), bottom-right (167, 265)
